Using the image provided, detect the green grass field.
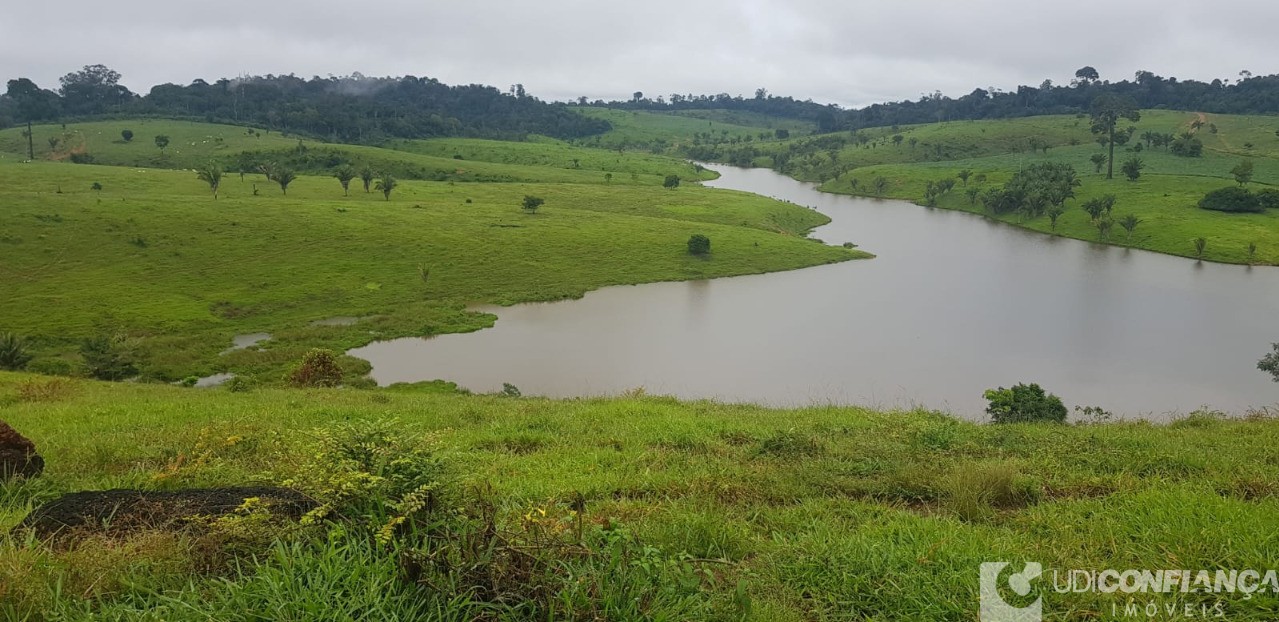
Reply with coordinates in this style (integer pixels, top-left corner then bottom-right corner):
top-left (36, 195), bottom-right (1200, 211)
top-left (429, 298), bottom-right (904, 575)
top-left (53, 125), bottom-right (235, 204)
top-left (3, 372), bottom-right (1277, 620)
top-left (573, 108), bottom-right (791, 150)
top-left (0, 120), bottom-right (860, 383)
top-left (722, 110), bottom-right (1279, 263)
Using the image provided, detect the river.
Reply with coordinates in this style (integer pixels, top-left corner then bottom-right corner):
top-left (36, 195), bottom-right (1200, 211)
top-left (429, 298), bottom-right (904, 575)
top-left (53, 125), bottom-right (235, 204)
top-left (349, 165), bottom-right (1279, 420)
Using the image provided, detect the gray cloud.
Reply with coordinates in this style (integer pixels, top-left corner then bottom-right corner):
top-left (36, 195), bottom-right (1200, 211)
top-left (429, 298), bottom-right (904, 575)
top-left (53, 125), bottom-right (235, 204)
top-left (3, 0), bottom-right (1276, 108)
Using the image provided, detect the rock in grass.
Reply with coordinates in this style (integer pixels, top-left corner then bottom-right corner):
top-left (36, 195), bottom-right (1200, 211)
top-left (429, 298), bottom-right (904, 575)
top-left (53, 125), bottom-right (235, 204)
top-left (0, 420), bottom-right (43, 480)
top-left (16, 487), bottom-right (318, 541)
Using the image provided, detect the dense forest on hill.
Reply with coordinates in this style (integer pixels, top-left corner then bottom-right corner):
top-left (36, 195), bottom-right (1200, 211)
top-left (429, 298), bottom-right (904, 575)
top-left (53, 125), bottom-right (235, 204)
top-left (0, 66), bottom-right (610, 141)
top-left (583, 67), bottom-right (1279, 132)
top-left (7, 65), bottom-right (1279, 143)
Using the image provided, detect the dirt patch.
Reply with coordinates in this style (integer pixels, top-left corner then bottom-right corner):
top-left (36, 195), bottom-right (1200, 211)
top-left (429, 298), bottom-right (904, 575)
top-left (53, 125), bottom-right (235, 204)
top-left (0, 421), bottom-right (43, 480)
top-left (16, 487), bottom-right (317, 541)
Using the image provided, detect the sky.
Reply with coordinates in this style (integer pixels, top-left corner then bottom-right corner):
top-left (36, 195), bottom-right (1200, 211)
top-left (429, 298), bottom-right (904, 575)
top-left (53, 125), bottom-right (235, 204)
top-left (3, 0), bottom-right (1277, 109)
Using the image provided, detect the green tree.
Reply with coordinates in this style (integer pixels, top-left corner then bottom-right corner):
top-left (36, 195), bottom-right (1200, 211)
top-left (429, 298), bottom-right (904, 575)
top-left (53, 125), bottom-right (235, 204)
top-left (984, 383), bottom-right (1067, 423)
top-left (1231, 160), bottom-right (1255, 186)
top-left (604, 172), bottom-right (613, 184)
top-left (1193, 237), bottom-right (1207, 259)
top-left (1089, 153), bottom-right (1107, 173)
top-left (80, 335), bottom-right (139, 381)
top-left (1047, 206), bottom-right (1065, 230)
top-left (957, 169), bottom-right (972, 186)
top-left (375, 174), bottom-right (397, 201)
top-left (275, 168), bottom-right (296, 195)
top-left (687, 234), bottom-right (711, 256)
top-left (1074, 66), bottom-right (1100, 85)
top-left (121, 129), bottom-right (133, 142)
top-left (360, 167), bottom-right (376, 193)
top-left (966, 186), bottom-right (981, 206)
top-left (1119, 214), bottom-right (1142, 240)
top-left (196, 162), bottom-right (223, 199)
top-left (872, 176), bottom-right (888, 196)
top-left (334, 166), bottom-right (356, 196)
top-left (0, 333), bottom-right (33, 370)
top-left (663, 174), bottom-right (680, 189)
top-left (1095, 216), bottom-right (1113, 240)
top-left (1121, 157), bottom-right (1144, 181)
top-left (1090, 94), bottom-right (1141, 179)
top-left (1259, 344), bottom-right (1279, 382)
top-left (892, 134), bottom-right (904, 147)
top-left (287, 349), bottom-right (343, 388)
top-left (522, 195), bottom-right (544, 214)
top-left (154, 134), bottom-right (170, 152)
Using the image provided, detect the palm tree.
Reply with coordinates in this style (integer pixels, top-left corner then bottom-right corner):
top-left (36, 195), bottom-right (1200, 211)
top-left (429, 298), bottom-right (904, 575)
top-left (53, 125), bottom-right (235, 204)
top-left (275, 169), bottom-right (296, 195)
top-left (1193, 237), bottom-right (1207, 259)
top-left (360, 167), bottom-right (376, 193)
top-left (957, 169), bottom-right (972, 186)
top-left (1047, 206), bottom-right (1065, 230)
top-left (1096, 217), bottom-right (1113, 241)
top-left (1248, 242), bottom-right (1258, 265)
top-left (375, 174), bottom-right (398, 201)
top-left (334, 166), bottom-right (356, 196)
top-left (196, 163), bottom-right (223, 199)
top-left (1119, 214), bottom-right (1141, 240)
top-left (872, 176), bottom-right (888, 196)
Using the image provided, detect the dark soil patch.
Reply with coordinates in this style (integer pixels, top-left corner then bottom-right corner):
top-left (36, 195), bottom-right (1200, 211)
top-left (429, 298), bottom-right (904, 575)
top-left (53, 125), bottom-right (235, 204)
top-left (16, 487), bottom-right (317, 541)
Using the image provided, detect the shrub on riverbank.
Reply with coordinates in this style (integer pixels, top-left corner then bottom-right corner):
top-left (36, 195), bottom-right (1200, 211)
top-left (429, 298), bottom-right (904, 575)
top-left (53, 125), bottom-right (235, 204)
top-left (1199, 186), bottom-right (1264, 213)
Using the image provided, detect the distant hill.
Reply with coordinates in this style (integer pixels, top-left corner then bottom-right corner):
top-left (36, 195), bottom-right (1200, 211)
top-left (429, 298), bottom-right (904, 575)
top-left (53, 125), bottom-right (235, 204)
top-left (2, 67), bottom-right (610, 142)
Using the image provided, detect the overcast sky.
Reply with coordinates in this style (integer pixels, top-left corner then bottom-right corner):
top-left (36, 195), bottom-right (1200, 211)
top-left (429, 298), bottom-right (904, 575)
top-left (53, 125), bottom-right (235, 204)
top-left (3, 0), bottom-right (1276, 108)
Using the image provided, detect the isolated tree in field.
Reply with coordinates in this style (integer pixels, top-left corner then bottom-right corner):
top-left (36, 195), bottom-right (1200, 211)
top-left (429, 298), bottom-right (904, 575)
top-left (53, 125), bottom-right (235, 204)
top-left (1074, 66), bottom-right (1100, 86)
top-left (196, 163), bottom-right (223, 199)
top-left (984, 382), bottom-right (1067, 423)
top-left (966, 186), bottom-right (981, 206)
top-left (1231, 160), bottom-right (1255, 186)
top-left (908, 137), bottom-right (918, 149)
top-left (849, 178), bottom-right (861, 192)
top-left (1047, 206), bottom-right (1065, 230)
top-left (1121, 156), bottom-right (1144, 181)
top-left (359, 167), bottom-right (375, 193)
top-left (522, 195), bottom-right (544, 214)
top-left (663, 174), bottom-right (680, 189)
top-left (957, 169), bottom-right (972, 186)
top-left (1089, 153), bottom-right (1107, 174)
top-left (275, 168), bottom-right (296, 195)
top-left (334, 166), bottom-right (356, 196)
top-left (154, 134), bottom-right (170, 152)
top-left (1119, 214), bottom-right (1141, 240)
top-left (604, 172), bottom-right (613, 184)
top-left (47, 137), bottom-right (59, 151)
top-left (1193, 237), bottom-right (1207, 259)
top-left (873, 176), bottom-right (888, 196)
top-left (121, 129), bottom-right (133, 142)
top-left (1090, 95), bottom-right (1141, 179)
top-left (687, 234), bottom-right (711, 256)
top-left (892, 134), bottom-right (904, 147)
top-left (91, 182), bottom-right (102, 193)
top-left (375, 174), bottom-right (397, 200)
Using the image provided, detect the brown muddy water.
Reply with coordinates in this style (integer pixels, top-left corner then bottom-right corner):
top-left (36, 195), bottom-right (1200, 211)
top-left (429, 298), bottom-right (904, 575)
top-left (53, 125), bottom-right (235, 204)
top-left (349, 165), bottom-right (1279, 420)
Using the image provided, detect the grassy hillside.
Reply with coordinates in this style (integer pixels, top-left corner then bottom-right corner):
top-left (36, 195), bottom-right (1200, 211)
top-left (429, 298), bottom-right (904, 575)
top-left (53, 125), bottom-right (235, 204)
top-left (2, 373), bottom-right (1277, 619)
top-left (573, 108), bottom-right (791, 150)
top-left (0, 120), bottom-right (709, 186)
top-left (0, 147), bottom-right (859, 382)
top-left (712, 110), bottom-right (1279, 264)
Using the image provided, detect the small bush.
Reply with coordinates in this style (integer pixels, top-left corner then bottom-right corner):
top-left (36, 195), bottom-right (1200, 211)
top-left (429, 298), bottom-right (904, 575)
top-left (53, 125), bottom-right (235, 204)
top-left (687, 234), bottom-right (711, 256)
top-left (286, 349), bottom-right (343, 387)
top-left (501, 382), bottom-right (521, 397)
top-left (756, 430), bottom-right (824, 459)
top-left (0, 332), bottom-right (33, 370)
top-left (68, 152), bottom-right (94, 164)
top-left (983, 383), bottom-right (1067, 423)
top-left (80, 335), bottom-right (139, 381)
top-left (1199, 187), bottom-right (1263, 213)
top-left (1256, 188), bottom-right (1279, 210)
top-left (121, 129), bottom-right (134, 142)
top-left (943, 462), bottom-right (1039, 522)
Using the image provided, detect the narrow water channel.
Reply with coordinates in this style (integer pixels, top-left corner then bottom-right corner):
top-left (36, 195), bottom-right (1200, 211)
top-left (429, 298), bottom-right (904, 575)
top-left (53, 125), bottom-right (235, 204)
top-left (350, 165), bottom-right (1279, 420)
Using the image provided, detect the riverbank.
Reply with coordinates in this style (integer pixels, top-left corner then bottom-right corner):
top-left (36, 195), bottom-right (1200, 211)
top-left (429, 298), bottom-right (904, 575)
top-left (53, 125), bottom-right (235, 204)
top-left (0, 136), bottom-right (865, 384)
top-left (3, 371), bottom-right (1278, 619)
top-left (697, 110), bottom-right (1279, 264)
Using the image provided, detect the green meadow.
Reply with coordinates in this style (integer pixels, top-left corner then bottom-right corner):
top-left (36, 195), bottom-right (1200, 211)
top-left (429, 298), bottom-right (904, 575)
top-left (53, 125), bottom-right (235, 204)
top-left (725, 110), bottom-right (1279, 263)
top-left (3, 373), bottom-right (1278, 620)
top-left (0, 121), bottom-right (859, 383)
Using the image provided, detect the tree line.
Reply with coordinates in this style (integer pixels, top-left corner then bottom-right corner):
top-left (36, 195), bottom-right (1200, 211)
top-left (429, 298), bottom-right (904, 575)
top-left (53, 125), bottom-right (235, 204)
top-left (2, 66), bottom-right (611, 142)
top-left (582, 66), bottom-right (1279, 133)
